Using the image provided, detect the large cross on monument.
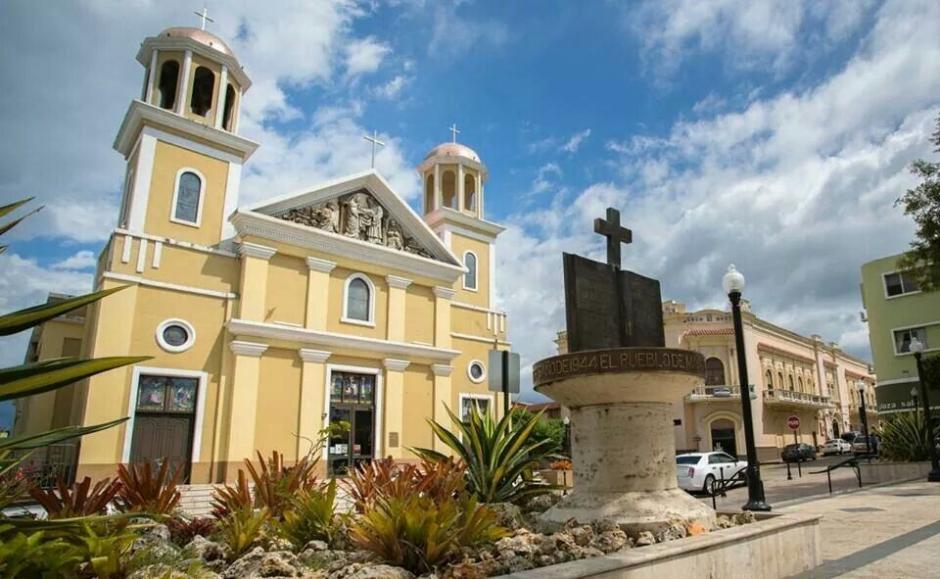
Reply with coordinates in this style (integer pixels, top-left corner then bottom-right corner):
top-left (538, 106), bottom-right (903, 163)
top-left (194, 7), bottom-right (214, 30)
top-left (563, 207), bottom-right (664, 351)
top-left (593, 207), bottom-right (632, 269)
top-left (363, 130), bottom-right (386, 169)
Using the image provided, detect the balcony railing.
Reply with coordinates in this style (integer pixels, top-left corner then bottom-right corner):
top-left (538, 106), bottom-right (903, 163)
top-left (687, 385), bottom-right (742, 402)
top-left (764, 388), bottom-right (832, 409)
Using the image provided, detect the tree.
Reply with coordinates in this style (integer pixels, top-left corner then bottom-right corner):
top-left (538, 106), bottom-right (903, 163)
top-left (896, 112), bottom-right (940, 290)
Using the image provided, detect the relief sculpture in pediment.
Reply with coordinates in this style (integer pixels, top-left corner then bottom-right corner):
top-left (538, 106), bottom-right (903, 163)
top-left (278, 190), bottom-right (434, 259)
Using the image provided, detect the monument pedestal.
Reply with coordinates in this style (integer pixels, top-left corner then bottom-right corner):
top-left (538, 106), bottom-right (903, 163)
top-left (534, 348), bottom-right (715, 533)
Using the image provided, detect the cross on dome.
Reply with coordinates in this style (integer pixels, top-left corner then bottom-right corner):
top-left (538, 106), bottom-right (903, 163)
top-left (449, 123), bottom-right (460, 143)
top-left (194, 7), bottom-right (214, 31)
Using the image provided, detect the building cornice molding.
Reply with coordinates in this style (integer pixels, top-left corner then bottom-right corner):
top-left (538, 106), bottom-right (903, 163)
top-left (450, 332), bottom-right (511, 347)
top-left (756, 343), bottom-right (818, 367)
top-left (228, 318), bottom-right (459, 362)
top-left (431, 364), bottom-right (453, 377)
top-left (433, 286), bottom-right (456, 300)
top-left (298, 348), bottom-right (331, 363)
top-left (136, 35), bottom-right (252, 89)
top-left (231, 210), bottom-right (463, 283)
top-left (385, 275), bottom-right (413, 289)
top-left (113, 228), bottom-right (238, 258)
top-left (101, 272), bottom-right (236, 300)
top-left (230, 340), bottom-right (268, 357)
top-left (114, 100), bottom-right (259, 160)
top-left (306, 256), bottom-right (337, 272)
top-left (383, 358), bottom-right (411, 372)
top-left (239, 241), bottom-right (277, 260)
top-left (417, 154), bottom-right (488, 179)
top-left (424, 207), bottom-right (505, 239)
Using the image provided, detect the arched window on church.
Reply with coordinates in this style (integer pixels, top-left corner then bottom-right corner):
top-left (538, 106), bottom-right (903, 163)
top-left (190, 66), bottom-right (215, 117)
top-left (704, 357), bottom-right (725, 386)
top-left (442, 171), bottom-right (457, 209)
top-left (425, 174), bottom-right (435, 214)
top-left (157, 60), bottom-right (180, 110)
top-left (222, 84), bottom-right (237, 131)
top-left (343, 274), bottom-right (374, 325)
top-left (765, 370), bottom-right (774, 390)
top-left (464, 174), bottom-right (477, 212)
top-left (172, 170), bottom-right (203, 225)
top-left (463, 251), bottom-right (478, 291)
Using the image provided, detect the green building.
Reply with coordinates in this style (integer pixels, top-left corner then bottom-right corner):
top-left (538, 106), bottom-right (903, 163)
top-left (860, 252), bottom-right (940, 416)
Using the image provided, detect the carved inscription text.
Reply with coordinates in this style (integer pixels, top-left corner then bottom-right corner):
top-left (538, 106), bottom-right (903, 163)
top-left (532, 347), bottom-right (705, 387)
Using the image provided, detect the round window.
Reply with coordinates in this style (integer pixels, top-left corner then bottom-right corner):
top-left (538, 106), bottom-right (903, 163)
top-left (156, 319), bottom-right (196, 353)
top-left (468, 360), bottom-right (486, 384)
top-left (162, 325), bottom-right (189, 347)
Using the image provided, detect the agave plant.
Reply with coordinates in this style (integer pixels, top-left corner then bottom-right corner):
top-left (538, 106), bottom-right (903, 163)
top-left (0, 198), bottom-right (149, 532)
top-left (414, 405), bottom-right (557, 504)
top-left (29, 476), bottom-right (122, 519)
top-left (878, 411), bottom-right (940, 462)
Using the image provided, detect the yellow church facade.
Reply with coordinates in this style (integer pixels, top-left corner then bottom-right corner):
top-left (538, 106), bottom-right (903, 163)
top-left (16, 26), bottom-right (509, 484)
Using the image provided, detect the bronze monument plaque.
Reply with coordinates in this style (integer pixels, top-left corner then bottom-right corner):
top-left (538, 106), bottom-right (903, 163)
top-left (533, 347), bottom-right (705, 387)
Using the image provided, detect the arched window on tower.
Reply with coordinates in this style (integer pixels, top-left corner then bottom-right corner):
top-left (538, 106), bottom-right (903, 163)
top-left (425, 175), bottom-right (435, 214)
top-left (788, 375), bottom-right (795, 391)
top-left (704, 357), bottom-right (725, 386)
top-left (442, 171), bottom-right (457, 209)
top-left (190, 66), bottom-right (215, 117)
top-left (463, 252), bottom-right (478, 291)
top-left (157, 60), bottom-right (180, 110)
top-left (765, 369), bottom-right (774, 390)
top-left (172, 170), bottom-right (203, 225)
top-left (464, 174), bottom-right (477, 212)
top-left (222, 84), bottom-right (237, 131)
top-left (343, 274), bottom-right (374, 325)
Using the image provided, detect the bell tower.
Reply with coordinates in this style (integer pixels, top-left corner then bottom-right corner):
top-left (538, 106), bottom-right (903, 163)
top-left (113, 22), bottom-right (258, 245)
top-left (419, 131), bottom-right (505, 309)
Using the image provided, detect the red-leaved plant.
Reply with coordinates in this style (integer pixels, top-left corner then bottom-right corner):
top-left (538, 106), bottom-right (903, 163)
top-left (29, 476), bottom-right (122, 519)
top-left (115, 461), bottom-right (183, 515)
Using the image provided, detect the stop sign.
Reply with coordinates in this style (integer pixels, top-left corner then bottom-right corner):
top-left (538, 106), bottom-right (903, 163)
top-left (787, 415), bottom-right (800, 430)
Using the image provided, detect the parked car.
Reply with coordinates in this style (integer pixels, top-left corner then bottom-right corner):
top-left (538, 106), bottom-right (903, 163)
top-left (676, 452), bottom-right (747, 493)
top-left (821, 438), bottom-right (852, 455)
top-left (852, 436), bottom-right (879, 454)
top-left (781, 443), bottom-right (817, 463)
top-left (841, 431), bottom-right (862, 443)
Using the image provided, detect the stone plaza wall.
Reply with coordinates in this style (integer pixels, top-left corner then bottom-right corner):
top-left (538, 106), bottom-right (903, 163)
top-left (496, 512), bottom-right (821, 579)
top-left (859, 461), bottom-right (931, 485)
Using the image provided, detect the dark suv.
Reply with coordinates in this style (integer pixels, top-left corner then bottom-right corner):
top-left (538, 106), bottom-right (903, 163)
top-left (781, 443), bottom-right (817, 463)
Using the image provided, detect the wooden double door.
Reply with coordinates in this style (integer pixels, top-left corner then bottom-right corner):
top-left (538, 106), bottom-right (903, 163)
top-left (129, 374), bottom-right (198, 481)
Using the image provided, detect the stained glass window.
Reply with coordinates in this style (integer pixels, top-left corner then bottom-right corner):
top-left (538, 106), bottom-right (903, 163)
top-left (174, 172), bottom-right (201, 223)
top-left (162, 324), bottom-right (189, 347)
top-left (137, 377), bottom-right (166, 412)
top-left (137, 375), bottom-right (198, 414)
top-left (330, 372), bottom-right (375, 404)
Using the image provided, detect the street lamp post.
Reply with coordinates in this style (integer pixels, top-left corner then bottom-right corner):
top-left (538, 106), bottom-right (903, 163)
top-left (855, 381), bottom-right (871, 456)
top-left (911, 386), bottom-right (919, 419)
top-left (909, 338), bottom-right (940, 482)
top-left (722, 264), bottom-right (771, 512)
top-left (562, 416), bottom-right (572, 457)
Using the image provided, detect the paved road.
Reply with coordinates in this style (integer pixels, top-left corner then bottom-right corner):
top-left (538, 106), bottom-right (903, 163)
top-left (696, 454), bottom-right (864, 509)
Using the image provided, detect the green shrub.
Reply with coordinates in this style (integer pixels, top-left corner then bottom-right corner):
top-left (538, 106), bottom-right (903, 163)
top-left (414, 405), bottom-right (556, 504)
top-left (0, 526), bottom-right (84, 579)
top-left (878, 412), bottom-right (940, 462)
top-left (349, 494), bottom-right (504, 574)
top-left (216, 507), bottom-right (270, 560)
top-left (72, 522), bottom-right (137, 579)
top-left (277, 479), bottom-right (338, 549)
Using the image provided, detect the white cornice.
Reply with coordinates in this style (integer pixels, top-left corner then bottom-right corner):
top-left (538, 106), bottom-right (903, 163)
top-left (433, 286), bottom-right (457, 300)
top-left (114, 100), bottom-right (259, 160)
top-left (230, 340), bottom-right (268, 357)
top-left (451, 332), bottom-right (511, 347)
top-left (298, 348), bottom-right (331, 363)
top-left (383, 358), bottom-right (411, 371)
top-left (239, 241), bottom-right (277, 260)
top-left (452, 300), bottom-right (507, 316)
top-left (113, 228), bottom-right (238, 258)
top-left (431, 364), bottom-right (453, 377)
top-left (231, 211), bottom-right (463, 283)
top-left (136, 36), bottom-right (251, 90)
top-left (386, 275), bottom-right (413, 289)
top-left (228, 318), bottom-right (460, 362)
top-left (306, 256), bottom-right (337, 272)
top-left (416, 155), bottom-right (488, 180)
top-left (424, 207), bottom-right (505, 239)
top-left (102, 272), bottom-right (236, 300)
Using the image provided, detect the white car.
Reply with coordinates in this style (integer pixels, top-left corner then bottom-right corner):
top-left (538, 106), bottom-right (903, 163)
top-left (822, 439), bottom-right (852, 455)
top-left (676, 452), bottom-right (747, 493)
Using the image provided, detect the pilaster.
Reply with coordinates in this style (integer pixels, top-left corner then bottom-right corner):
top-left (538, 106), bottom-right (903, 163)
top-left (383, 358), bottom-right (410, 459)
top-left (227, 340), bottom-right (268, 463)
top-left (431, 363), bottom-right (453, 453)
top-left (298, 348), bottom-right (331, 459)
top-left (434, 164), bottom-right (442, 209)
top-left (385, 275), bottom-right (412, 342)
top-left (305, 257), bottom-right (337, 330)
top-left (215, 65), bottom-right (228, 129)
top-left (237, 242), bottom-right (276, 321)
top-left (175, 50), bottom-right (192, 116)
top-left (433, 286), bottom-right (455, 349)
top-left (457, 164), bottom-right (465, 211)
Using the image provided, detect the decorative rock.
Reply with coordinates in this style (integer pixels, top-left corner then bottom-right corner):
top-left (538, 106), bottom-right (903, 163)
top-left (184, 535), bottom-right (226, 564)
top-left (303, 540), bottom-right (330, 552)
top-left (129, 523), bottom-right (175, 557)
top-left (654, 521), bottom-right (688, 543)
top-left (128, 564), bottom-right (218, 579)
top-left (594, 529), bottom-right (629, 553)
top-left (329, 563), bottom-right (415, 579)
top-left (223, 547), bottom-right (302, 578)
top-left (488, 502), bottom-right (525, 530)
top-left (569, 525), bottom-right (594, 547)
top-left (634, 531), bottom-right (656, 547)
top-left (686, 521), bottom-right (709, 536)
top-left (732, 511), bottom-right (757, 525)
top-left (523, 493), bottom-right (560, 514)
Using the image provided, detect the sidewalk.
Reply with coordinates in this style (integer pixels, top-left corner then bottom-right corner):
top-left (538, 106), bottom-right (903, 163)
top-left (780, 479), bottom-right (940, 578)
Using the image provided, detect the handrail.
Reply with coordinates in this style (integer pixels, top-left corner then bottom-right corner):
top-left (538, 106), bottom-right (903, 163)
top-left (810, 455), bottom-right (863, 493)
top-left (706, 466), bottom-right (748, 509)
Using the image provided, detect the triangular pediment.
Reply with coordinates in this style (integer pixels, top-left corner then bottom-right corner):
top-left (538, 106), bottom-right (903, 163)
top-left (241, 171), bottom-right (459, 266)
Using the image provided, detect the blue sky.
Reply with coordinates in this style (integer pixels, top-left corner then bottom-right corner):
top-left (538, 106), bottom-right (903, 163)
top-left (1, 0), bottom-right (939, 427)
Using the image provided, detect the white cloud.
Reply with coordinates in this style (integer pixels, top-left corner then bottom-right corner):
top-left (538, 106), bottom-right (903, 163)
top-left (52, 250), bottom-right (97, 271)
top-left (503, 0), bottom-right (940, 401)
top-left (428, 2), bottom-right (508, 58)
top-left (561, 129), bottom-right (591, 153)
top-left (371, 75), bottom-right (410, 100)
top-left (345, 36), bottom-right (392, 78)
top-left (528, 163), bottom-right (563, 199)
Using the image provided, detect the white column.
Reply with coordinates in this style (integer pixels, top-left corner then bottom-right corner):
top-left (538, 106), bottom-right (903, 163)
top-left (431, 364), bottom-right (453, 453)
top-left (457, 164), bottom-right (465, 211)
top-left (478, 176), bottom-right (485, 217)
top-left (215, 65), bottom-right (228, 129)
top-left (298, 349), bottom-right (331, 459)
top-left (232, 90), bottom-right (242, 133)
top-left (175, 50), bottom-right (192, 115)
top-left (383, 358), bottom-right (410, 459)
top-left (145, 49), bottom-right (158, 104)
top-left (433, 164), bottom-right (442, 209)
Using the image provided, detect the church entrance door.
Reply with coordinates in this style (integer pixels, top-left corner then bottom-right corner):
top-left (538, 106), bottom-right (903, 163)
top-left (710, 418), bottom-right (738, 457)
top-left (327, 371), bottom-right (376, 476)
top-left (129, 374), bottom-right (198, 481)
